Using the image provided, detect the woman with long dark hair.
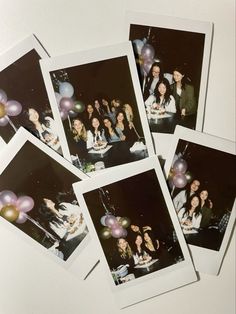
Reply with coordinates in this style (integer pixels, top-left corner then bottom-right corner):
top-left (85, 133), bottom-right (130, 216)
top-left (115, 110), bottom-right (138, 145)
top-left (103, 116), bottom-right (125, 143)
top-left (199, 189), bottom-right (213, 229)
top-left (143, 62), bottom-right (164, 102)
top-left (143, 229), bottom-right (160, 259)
top-left (86, 116), bottom-right (107, 149)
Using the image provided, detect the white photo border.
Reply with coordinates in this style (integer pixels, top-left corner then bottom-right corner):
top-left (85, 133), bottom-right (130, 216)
top-left (164, 125), bottom-right (236, 275)
top-left (0, 127), bottom-right (98, 280)
top-left (73, 156), bottom-right (197, 308)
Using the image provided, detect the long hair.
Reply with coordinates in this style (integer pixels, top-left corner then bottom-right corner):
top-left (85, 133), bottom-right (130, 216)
top-left (115, 109), bottom-right (129, 129)
top-left (143, 62), bottom-right (164, 100)
top-left (72, 118), bottom-right (87, 141)
top-left (103, 116), bottom-right (120, 141)
top-left (117, 238), bottom-right (133, 259)
top-left (154, 78), bottom-right (172, 105)
top-left (183, 194), bottom-right (201, 218)
top-left (173, 65), bottom-right (191, 90)
top-left (89, 116), bottom-right (104, 138)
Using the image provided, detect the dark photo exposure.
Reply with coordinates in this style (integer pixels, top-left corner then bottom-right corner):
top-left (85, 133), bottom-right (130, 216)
top-left (83, 169), bottom-right (184, 286)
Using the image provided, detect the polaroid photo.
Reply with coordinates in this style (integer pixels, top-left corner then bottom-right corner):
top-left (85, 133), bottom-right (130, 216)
top-left (164, 126), bottom-right (236, 275)
top-left (126, 12), bottom-right (213, 158)
top-left (73, 156), bottom-right (197, 308)
top-left (0, 34), bottom-right (62, 154)
top-left (0, 127), bottom-right (98, 279)
top-left (40, 41), bottom-right (155, 175)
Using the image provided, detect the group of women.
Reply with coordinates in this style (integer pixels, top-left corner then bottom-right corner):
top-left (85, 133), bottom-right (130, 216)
top-left (173, 179), bottom-right (214, 235)
top-left (143, 62), bottom-right (196, 117)
top-left (70, 98), bottom-right (140, 153)
top-left (111, 226), bottom-right (161, 271)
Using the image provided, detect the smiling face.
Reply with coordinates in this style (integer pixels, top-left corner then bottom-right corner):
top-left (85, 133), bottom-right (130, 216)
top-left (117, 112), bottom-right (124, 123)
top-left (28, 108), bottom-right (39, 122)
top-left (191, 196), bottom-right (200, 209)
top-left (103, 118), bottom-right (111, 128)
top-left (94, 100), bottom-right (100, 109)
top-left (117, 238), bottom-right (128, 251)
top-left (87, 104), bottom-right (94, 114)
top-left (152, 65), bottom-right (160, 78)
top-left (173, 70), bottom-right (184, 83)
top-left (200, 190), bottom-right (208, 201)
top-left (190, 180), bottom-right (200, 193)
top-left (92, 117), bottom-right (100, 129)
top-left (73, 119), bottom-right (83, 131)
top-left (144, 232), bottom-right (151, 242)
top-left (135, 235), bottom-right (143, 246)
top-left (158, 82), bottom-right (167, 95)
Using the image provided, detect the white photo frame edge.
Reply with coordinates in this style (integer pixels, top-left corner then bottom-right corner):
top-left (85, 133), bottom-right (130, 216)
top-left (164, 125), bottom-right (236, 275)
top-left (0, 127), bottom-right (98, 280)
top-left (73, 155), bottom-right (197, 308)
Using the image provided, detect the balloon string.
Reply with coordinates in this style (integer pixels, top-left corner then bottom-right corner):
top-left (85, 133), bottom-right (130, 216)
top-left (68, 115), bottom-right (72, 130)
top-left (171, 185), bottom-right (175, 197)
top-left (25, 214), bottom-right (58, 242)
top-left (6, 116), bottom-right (17, 132)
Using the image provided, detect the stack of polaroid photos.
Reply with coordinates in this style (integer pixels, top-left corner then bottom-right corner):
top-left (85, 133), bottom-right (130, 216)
top-left (0, 12), bottom-right (235, 309)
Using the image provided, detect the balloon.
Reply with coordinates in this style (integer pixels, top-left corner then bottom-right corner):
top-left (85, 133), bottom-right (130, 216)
top-left (99, 227), bottom-right (111, 239)
top-left (105, 215), bottom-right (118, 228)
top-left (142, 58), bottom-right (154, 75)
top-left (59, 82), bottom-right (74, 98)
top-left (60, 108), bottom-right (68, 121)
top-left (16, 212), bottom-right (28, 224)
top-left (121, 228), bottom-right (128, 238)
top-left (73, 101), bottom-right (85, 113)
top-left (119, 217), bottom-right (131, 228)
top-left (5, 100), bottom-right (22, 116)
top-left (132, 39), bottom-right (145, 55)
top-left (100, 215), bottom-right (107, 226)
top-left (0, 190), bottom-right (17, 206)
top-left (59, 97), bottom-right (74, 111)
top-left (111, 226), bottom-right (125, 238)
top-left (168, 178), bottom-right (175, 190)
top-left (0, 103), bottom-right (6, 118)
top-left (0, 116), bottom-right (8, 126)
top-left (55, 92), bottom-right (62, 105)
top-left (173, 173), bottom-right (187, 188)
top-left (0, 205), bottom-right (19, 222)
top-left (185, 171), bottom-right (193, 182)
top-left (173, 158), bottom-right (188, 174)
top-left (0, 89), bottom-right (7, 103)
top-left (141, 44), bottom-right (155, 61)
top-left (16, 196), bottom-right (34, 213)
top-left (68, 110), bottom-right (78, 118)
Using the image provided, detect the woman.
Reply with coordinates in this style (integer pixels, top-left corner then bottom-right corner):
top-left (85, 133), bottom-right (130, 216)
top-left (26, 108), bottom-right (61, 152)
top-left (171, 66), bottom-right (196, 116)
top-left (112, 238), bottom-right (135, 269)
top-left (178, 194), bottom-right (202, 234)
top-left (143, 62), bottom-right (164, 101)
top-left (115, 110), bottom-right (138, 145)
top-left (71, 118), bottom-right (87, 151)
top-left (83, 103), bottom-right (97, 128)
top-left (133, 234), bottom-right (152, 265)
top-left (122, 104), bottom-right (134, 123)
top-left (143, 230), bottom-right (160, 259)
top-left (94, 99), bottom-right (105, 116)
top-left (86, 116), bottom-right (107, 149)
top-left (103, 116), bottom-right (125, 143)
top-left (199, 189), bottom-right (213, 229)
top-left (145, 78), bottom-right (176, 114)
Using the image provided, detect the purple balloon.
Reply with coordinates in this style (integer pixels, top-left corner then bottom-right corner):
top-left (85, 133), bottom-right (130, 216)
top-left (16, 212), bottom-right (28, 224)
top-left (16, 196), bottom-right (34, 213)
top-left (0, 190), bottom-right (17, 206)
top-left (5, 100), bottom-right (22, 116)
top-left (59, 97), bottom-right (74, 111)
top-left (173, 158), bottom-right (188, 174)
top-left (111, 226), bottom-right (125, 238)
top-left (60, 108), bottom-right (69, 121)
top-left (121, 228), bottom-right (128, 238)
top-left (0, 89), bottom-right (7, 104)
top-left (0, 116), bottom-right (9, 126)
top-left (141, 44), bottom-right (155, 61)
top-left (173, 173), bottom-right (187, 188)
top-left (105, 215), bottom-right (118, 228)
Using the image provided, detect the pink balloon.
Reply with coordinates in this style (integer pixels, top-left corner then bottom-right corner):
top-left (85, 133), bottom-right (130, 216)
top-left (111, 226), bottom-right (125, 238)
top-left (0, 116), bottom-right (9, 126)
top-left (121, 228), bottom-right (128, 238)
top-left (16, 212), bottom-right (28, 224)
top-left (105, 215), bottom-right (118, 228)
top-left (0, 190), bottom-right (17, 206)
top-left (59, 97), bottom-right (74, 111)
top-left (5, 100), bottom-right (22, 116)
top-left (173, 173), bottom-right (187, 188)
top-left (141, 44), bottom-right (155, 61)
top-left (0, 89), bottom-right (7, 104)
top-left (60, 108), bottom-right (68, 121)
top-left (16, 196), bottom-right (34, 212)
top-left (173, 158), bottom-right (188, 174)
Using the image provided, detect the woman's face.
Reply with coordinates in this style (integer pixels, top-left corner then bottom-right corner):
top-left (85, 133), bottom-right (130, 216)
top-left (158, 83), bottom-right (167, 95)
top-left (173, 71), bottom-right (184, 83)
top-left (200, 190), bottom-right (208, 201)
top-left (152, 66), bottom-right (160, 79)
top-left (191, 196), bottom-right (200, 208)
top-left (94, 100), bottom-right (100, 109)
top-left (117, 112), bottom-right (124, 123)
top-left (118, 238), bottom-right (127, 250)
top-left (103, 118), bottom-right (111, 128)
top-left (28, 108), bottom-right (39, 122)
top-left (92, 118), bottom-right (100, 128)
top-left (87, 104), bottom-right (94, 114)
top-left (43, 198), bottom-right (55, 209)
top-left (73, 119), bottom-right (83, 131)
top-left (144, 232), bottom-right (151, 242)
top-left (135, 235), bottom-right (143, 246)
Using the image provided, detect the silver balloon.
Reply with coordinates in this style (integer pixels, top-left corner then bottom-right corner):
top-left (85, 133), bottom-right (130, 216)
top-left (141, 44), bottom-right (155, 61)
top-left (5, 100), bottom-right (22, 116)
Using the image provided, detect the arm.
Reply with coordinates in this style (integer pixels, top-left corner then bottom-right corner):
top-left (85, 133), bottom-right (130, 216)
top-left (86, 130), bottom-right (93, 149)
top-left (166, 95), bottom-right (176, 113)
top-left (181, 85), bottom-right (196, 116)
top-left (173, 190), bottom-right (186, 212)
